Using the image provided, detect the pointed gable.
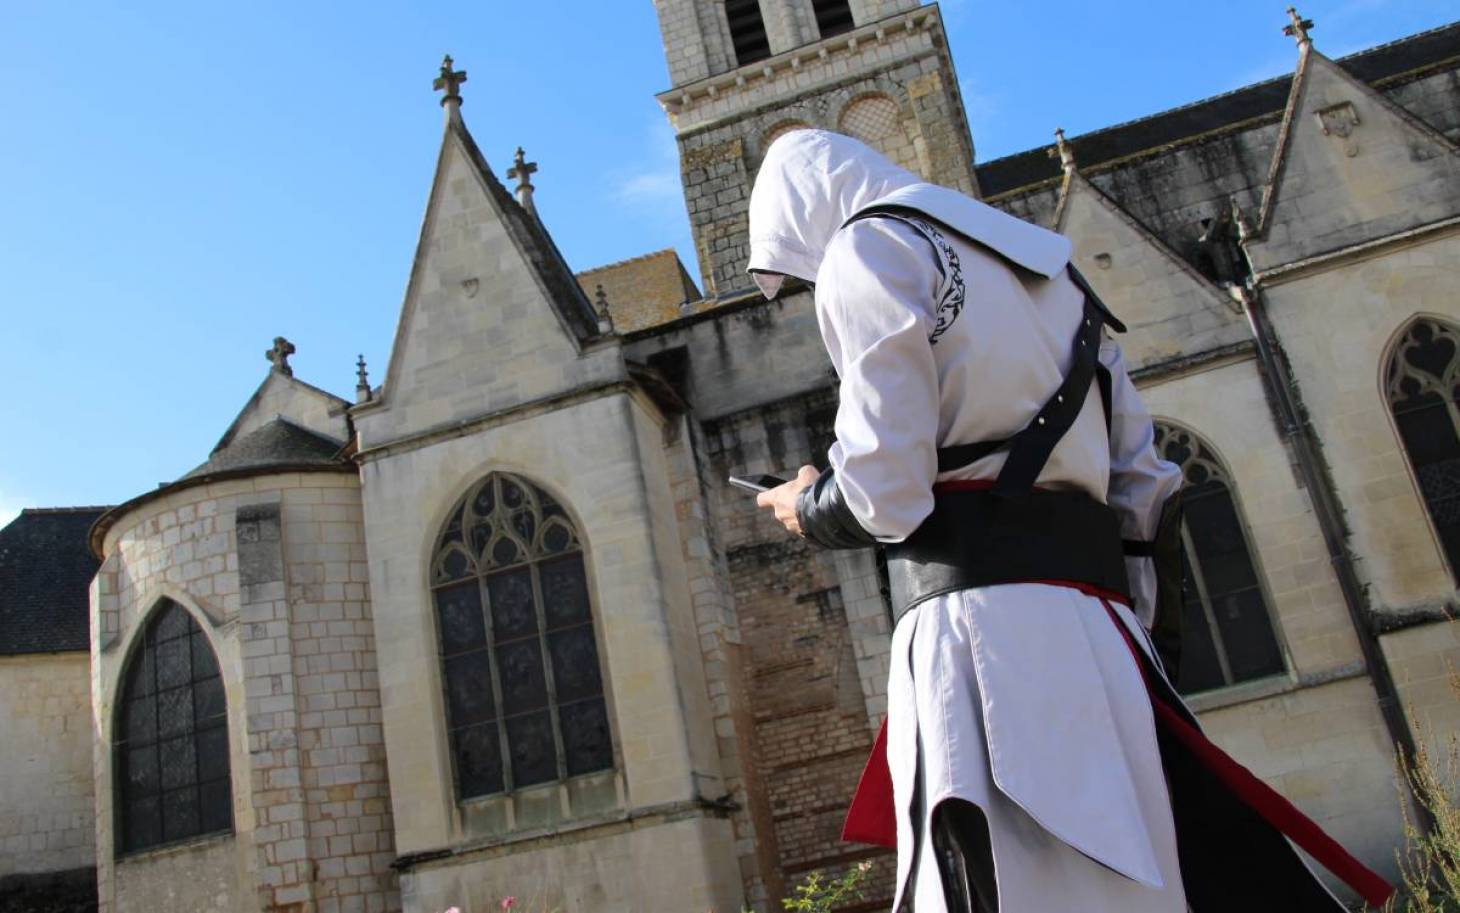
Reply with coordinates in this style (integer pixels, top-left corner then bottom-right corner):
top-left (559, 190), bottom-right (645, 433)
top-left (1249, 43), bottom-right (1460, 272)
top-left (1056, 171), bottom-right (1248, 372)
top-left (214, 368), bottom-right (351, 455)
top-left (358, 112), bottom-right (623, 446)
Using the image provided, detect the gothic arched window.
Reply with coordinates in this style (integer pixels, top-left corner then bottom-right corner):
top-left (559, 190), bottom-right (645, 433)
top-left (114, 600), bottom-right (231, 854)
top-left (432, 473), bottom-right (612, 800)
top-left (1154, 424), bottom-right (1286, 695)
top-left (1386, 318), bottom-right (1460, 579)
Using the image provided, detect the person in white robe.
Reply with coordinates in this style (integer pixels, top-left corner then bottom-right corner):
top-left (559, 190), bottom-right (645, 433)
top-left (747, 128), bottom-right (1387, 913)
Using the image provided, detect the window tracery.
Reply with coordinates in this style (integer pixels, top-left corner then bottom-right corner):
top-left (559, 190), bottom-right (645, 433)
top-left (1154, 424), bottom-right (1285, 694)
top-left (1386, 318), bottom-right (1460, 577)
top-left (432, 473), bottom-right (611, 799)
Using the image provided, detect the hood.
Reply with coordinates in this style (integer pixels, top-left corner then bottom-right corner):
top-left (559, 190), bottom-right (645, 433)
top-left (747, 129), bottom-right (1073, 293)
top-left (747, 129), bottom-right (921, 286)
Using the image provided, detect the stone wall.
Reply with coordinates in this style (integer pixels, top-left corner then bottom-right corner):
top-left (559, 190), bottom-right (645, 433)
top-left (0, 652), bottom-right (95, 878)
top-left (91, 471), bottom-right (397, 913)
top-left (702, 392), bottom-right (896, 910)
top-left (659, 5), bottom-right (974, 296)
top-left (356, 389), bottom-right (742, 913)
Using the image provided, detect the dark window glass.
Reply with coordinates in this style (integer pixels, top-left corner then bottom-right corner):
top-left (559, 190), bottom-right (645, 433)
top-left (114, 600), bottom-right (232, 854)
top-left (1388, 319), bottom-right (1460, 577)
top-left (560, 698), bottom-right (614, 776)
top-left (812, 0), bottom-right (855, 38)
top-left (431, 474), bottom-right (612, 799)
top-left (725, 0), bottom-right (770, 66)
top-left (1154, 425), bottom-right (1285, 695)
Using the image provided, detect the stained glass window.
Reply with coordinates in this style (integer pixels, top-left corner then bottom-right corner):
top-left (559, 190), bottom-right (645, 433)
top-left (431, 473), bottom-right (612, 799)
top-left (1387, 318), bottom-right (1460, 580)
top-left (1154, 424), bottom-right (1285, 694)
top-left (115, 600), bottom-right (231, 854)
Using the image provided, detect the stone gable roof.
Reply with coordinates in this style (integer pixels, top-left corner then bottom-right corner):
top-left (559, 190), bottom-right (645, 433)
top-left (977, 21), bottom-right (1460, 199)
top-left (576, 249), bottom-right (703, 334)
top-left (450, 118), bottom-right (604, 344)
top-left (0, 507), bottom-right (108, 655)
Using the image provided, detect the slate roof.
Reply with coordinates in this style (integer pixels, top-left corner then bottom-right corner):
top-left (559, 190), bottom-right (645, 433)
top-left (977, 21), bottom-right (1460, 198)
top-left (576, 249), bottom-right (703, 334)
top-left (181, 416), bottom-right (346, 480)
top-left (0, 507), bottom-right (108, 655)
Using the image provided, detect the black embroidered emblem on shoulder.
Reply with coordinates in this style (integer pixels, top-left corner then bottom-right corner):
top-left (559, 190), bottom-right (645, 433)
top-left (905, 216), bottom-right (965, 346)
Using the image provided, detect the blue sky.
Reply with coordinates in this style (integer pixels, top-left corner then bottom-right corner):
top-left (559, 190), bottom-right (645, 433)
top-left (1, 0), bottom-right (1454, 523)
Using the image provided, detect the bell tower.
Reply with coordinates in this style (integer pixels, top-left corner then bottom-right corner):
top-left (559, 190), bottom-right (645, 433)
top-left (652, 0), bottom-right (979, 297)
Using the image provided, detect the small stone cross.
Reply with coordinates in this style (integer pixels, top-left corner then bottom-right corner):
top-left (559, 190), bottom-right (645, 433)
top-left (508, 147), bottom-right (537, 191)
top-left (433, 55), bottom-right (468, 106)
top-left (266, 337), bottom-right (296, 377)
top-left (1050, 127), bottom-right (1076, 172)
top-left (1283, 7), bottom-right (1314, 46)
top-left (507, 146), bottom-right (539, 216)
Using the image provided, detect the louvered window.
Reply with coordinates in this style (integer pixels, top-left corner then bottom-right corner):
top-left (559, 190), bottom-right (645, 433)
top-left (812, 0), bottom-right (855, 38)
top-left (725, 0), bottom-right (771, 66)
top-left (431, 473), bottom-right (612, 799)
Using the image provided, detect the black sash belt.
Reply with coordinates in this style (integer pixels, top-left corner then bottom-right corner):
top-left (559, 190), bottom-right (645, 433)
top-left (885, 487), bottom-right (1130, 625)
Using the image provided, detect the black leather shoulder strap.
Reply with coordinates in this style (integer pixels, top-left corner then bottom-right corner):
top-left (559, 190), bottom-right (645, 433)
top-left (935, 266), bottom-right (1125, 491)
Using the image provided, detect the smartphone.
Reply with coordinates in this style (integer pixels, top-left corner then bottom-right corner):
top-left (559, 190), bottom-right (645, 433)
top-left (728, 474), bottom-right (789, 494)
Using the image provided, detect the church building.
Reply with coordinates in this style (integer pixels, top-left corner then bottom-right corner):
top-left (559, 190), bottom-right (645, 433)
top-left (3, 2), bottom-right (1460, 911)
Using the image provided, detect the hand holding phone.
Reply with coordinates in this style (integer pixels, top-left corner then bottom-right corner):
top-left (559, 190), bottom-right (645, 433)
top-left (728, 474), bottom-right (790, 494)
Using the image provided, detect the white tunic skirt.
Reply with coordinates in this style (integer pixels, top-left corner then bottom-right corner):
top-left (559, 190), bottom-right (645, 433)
top-left (887, 583), bottom-right (1188, 913)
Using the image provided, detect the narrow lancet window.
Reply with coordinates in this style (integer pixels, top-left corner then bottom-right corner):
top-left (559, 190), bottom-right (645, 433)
top-left (114, 600), bottom-right (232, 854)
top-left (1154, 424), bottom-right (1285, 694)
top-left (432, 473), bottom-right (612, 799)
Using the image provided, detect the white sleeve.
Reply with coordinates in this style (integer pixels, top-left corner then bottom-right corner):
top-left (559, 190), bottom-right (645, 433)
top-left (1100, 336), bottom-right (1184, 627)
top-left (816, 220), bottom-right (941, 543)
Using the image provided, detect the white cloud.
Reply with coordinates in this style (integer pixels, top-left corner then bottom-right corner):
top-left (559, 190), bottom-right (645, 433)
top-left (616, 169), bottom-right (681, 202)
top-left (610, 117), bottom-right (683, 205)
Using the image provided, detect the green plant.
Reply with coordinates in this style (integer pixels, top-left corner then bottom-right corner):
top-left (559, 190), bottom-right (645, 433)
top-left (1383, 666), bottom-right (1460, 912)
top-left (779, 859), bottom-right (873, 913)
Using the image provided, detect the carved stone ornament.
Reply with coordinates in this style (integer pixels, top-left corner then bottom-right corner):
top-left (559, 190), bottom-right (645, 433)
top-left (1315, 102), bottom-right (1359, 138)
top-left (1315, 101), bottom-right (1361, 156)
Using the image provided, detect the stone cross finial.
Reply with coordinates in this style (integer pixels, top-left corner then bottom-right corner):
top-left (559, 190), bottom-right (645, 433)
top-left (507, 146), bottom-right (539, 216)
top-left (355, 354), bottom-right (371, 403)
top-left (433, 55), bottom-right (468, 107)
top-left (1050, 127), bottom-right (1077, 173)
top-left (1283, 7), bottom-right (1314, 47)
top-left (266, 337), bottom-right (296, 377)
top-left (594, 284), bottom-right (614, 334)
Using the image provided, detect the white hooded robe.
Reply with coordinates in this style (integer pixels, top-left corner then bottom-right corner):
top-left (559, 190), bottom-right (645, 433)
top-left (747, 129), bottom-right (1191, 912)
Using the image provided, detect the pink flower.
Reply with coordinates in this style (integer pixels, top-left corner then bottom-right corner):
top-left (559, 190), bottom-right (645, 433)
top-left (443, 908), bottom-right (460, 913)
top-left (500, 898), bottom-right (517, 911)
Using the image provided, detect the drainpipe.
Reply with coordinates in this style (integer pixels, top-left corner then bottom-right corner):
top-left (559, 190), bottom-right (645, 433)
top-left (1233, 276), bottom-right (1431, 832)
